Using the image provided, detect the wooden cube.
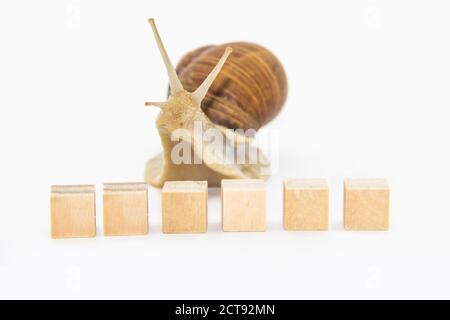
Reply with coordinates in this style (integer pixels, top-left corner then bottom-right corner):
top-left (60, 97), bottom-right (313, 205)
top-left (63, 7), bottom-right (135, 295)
top-left (221, 179), bottom-right (266, 232)
top-left (103, 183), bottom-right (148, 236)
top-left (50, 185), bottom-right (96, 238)
top-left (162, 181), bottom-right (208, 234)
top-left (283, 179), bottom-right (329, 231)
top-left (344, 179), bottom-right (390, 230)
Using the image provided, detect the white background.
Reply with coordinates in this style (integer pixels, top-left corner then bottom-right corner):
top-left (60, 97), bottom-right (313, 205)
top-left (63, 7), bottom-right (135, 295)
top-left (0, 0), bottom-right (449, 299)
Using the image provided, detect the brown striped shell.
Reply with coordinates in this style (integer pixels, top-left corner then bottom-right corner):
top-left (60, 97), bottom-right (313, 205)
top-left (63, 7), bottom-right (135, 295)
top-left (174, 42), bottom-right (288, 131)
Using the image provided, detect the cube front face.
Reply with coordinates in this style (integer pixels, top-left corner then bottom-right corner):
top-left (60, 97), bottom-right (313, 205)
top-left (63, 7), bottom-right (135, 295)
top-left (284, 179), bottom-right (329, 231)
top-left (50, 185), bottom-right (96, 239)
top-left (103, 183), bottom-right (148, 236)
top-left (162, 181), bottom-right (208, 234)
top-left (221, 180), bottom-right (266, 232)
top-left (344, 179), bottom-right (390, 231)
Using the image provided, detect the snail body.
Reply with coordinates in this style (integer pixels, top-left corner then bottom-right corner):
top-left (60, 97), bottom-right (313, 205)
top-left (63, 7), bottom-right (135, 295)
top-left (144, 19), bottom-right (287, 187)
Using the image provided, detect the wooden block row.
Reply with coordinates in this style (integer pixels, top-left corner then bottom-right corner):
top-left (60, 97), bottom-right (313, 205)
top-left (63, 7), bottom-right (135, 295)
top-left (51, 183), bottom-right (148, 239)
top-left (50, 178), bottom-right (389, 238)
top-left (283, 178), bottom-right (389, 231)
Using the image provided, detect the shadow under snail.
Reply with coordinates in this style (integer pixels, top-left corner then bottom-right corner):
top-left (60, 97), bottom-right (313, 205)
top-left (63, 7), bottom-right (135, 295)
top-left (144, 19), bottom-right (288, 188)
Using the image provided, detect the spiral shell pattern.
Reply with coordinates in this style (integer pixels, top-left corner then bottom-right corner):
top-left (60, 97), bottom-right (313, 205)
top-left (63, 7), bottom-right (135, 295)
top-left (175, 42), bottom-right (288, 131)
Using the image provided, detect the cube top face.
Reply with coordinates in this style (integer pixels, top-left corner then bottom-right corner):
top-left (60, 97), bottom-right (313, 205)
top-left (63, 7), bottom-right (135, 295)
top-left (163, 181), bottom-right (207, 193)
top-left (103, 182), bottom-right (148, 193)
top-left (344, 179), bottom-right (390, 231)
top-left (284, 179), bottom-right (328, 190)
top-left (162, 181), bottom-right (208, 234)
top-left (221, 179), bottom-right (266, 232)
top-left (221, 179), bottom-right (265, 191)
top-left (103, 182), bottom-right (148, 236)
top-left (51, 185), bottom-right (95, 195)
top-left (344, 179), bottom-right (388, 190)
top-left (283, 179), bottom-right (329, 231)
top-left (50, 185), bottom-right (96, 239)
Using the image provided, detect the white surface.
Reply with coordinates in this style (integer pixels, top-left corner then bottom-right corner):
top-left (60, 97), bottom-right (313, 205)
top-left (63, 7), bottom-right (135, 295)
top-left (1, 0), bottom-right (450, 299)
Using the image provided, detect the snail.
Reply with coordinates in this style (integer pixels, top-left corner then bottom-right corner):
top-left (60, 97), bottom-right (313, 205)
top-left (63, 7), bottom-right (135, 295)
top-left (144, 19), bottom-right (288, 188)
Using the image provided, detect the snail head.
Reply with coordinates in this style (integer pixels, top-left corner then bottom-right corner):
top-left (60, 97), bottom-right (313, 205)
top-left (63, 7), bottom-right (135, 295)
top-left (145, 18), bottom-right (232, 113)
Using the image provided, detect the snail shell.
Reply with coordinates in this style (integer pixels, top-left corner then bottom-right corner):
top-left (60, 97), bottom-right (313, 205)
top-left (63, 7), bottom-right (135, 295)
top-left (175, 43), bottom-right (288, 131)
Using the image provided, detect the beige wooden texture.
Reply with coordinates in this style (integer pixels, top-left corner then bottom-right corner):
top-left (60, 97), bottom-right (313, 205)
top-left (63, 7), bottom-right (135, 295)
top-left (162, 181), bottom-right (208, 234)
top-left (51, 185), bottom-right (96, 238)
top-left (284, 179), bottom-right (329, 231)
top-left (221, 179), bottom-right (266, 232)
top-left (344, 179), bottom-right (390, 231)
top-left (103, 183), bottom-right (148, 236)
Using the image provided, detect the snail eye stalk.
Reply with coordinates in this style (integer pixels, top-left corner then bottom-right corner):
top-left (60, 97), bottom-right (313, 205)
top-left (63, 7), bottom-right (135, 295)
top-left (192, 47), bottom-right (233, 105)
top-left (144, 101), bottom-right (164, 108)
top-left (148, 18), bottom-right (184, 95)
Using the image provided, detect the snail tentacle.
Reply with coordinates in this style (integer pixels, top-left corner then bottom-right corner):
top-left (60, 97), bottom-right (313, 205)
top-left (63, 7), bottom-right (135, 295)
top-left (192, 47), bottom-right (233, 105)
top-left (144, 101), bottom-right (164, 108)
top-left (148, 18), bottom-right (184, 94)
